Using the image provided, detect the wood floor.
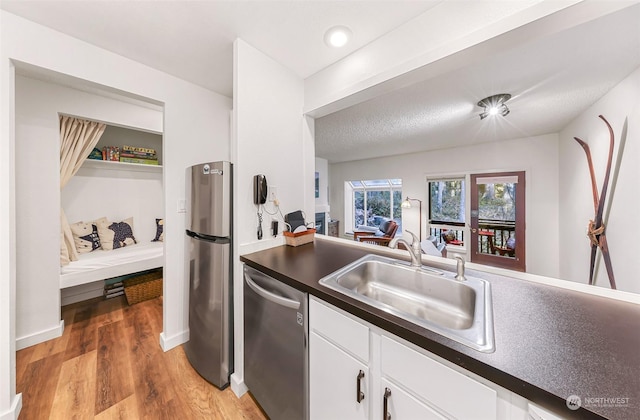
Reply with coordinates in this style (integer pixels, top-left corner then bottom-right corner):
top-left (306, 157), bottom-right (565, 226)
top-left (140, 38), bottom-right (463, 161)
top-left (16, 296), bottom-right (266, 420)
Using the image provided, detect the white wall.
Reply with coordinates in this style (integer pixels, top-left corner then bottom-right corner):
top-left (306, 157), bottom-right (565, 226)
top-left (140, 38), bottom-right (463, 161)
top-left (63, 168), bottom-right (163, 244)
top-left (1, 11), bottom-right (231, 417)
top-left (329, 134), bottom-right (560, 279)
top-left (234, 40), bottom-right (306, 246)
top-left (559, 66), bottom-right (640, 293)
top-left (0, 23), bottom-right (18, 417)
top-left (14, 74), bottom-right (164, 348)
top-left (231, 39), bottom-right (309, 395)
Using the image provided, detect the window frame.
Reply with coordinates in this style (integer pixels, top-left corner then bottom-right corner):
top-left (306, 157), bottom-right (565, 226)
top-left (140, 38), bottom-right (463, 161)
top-left (470, 171), bottom-right (526, 272)
top-left (427, 176), bottom-right (467, 245)
top-left (345, 179), bottom-right (403, 233)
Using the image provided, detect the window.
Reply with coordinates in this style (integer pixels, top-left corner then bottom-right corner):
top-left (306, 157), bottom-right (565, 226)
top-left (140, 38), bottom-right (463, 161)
top-left (346, 179), bottom-right (402, 233)
top-left (428, 178), bottom-right (465, 245)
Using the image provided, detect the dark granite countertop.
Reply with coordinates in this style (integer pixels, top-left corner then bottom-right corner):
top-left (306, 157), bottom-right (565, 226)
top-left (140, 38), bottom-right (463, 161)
top-left (240, 238), bottom-right (640, 420)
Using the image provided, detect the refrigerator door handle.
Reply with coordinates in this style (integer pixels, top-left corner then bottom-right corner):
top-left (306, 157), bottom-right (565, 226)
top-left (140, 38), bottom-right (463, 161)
top-left (244, 273), bottom-right (301, 310)
top-left (186, 230), bottom-right (227, 242)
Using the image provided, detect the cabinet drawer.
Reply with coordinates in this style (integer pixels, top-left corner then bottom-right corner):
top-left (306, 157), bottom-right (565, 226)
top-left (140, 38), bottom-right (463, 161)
top-left (310, 298), bottom-right (369, 362)
top-left (381, 336), bottom-right (497, 419)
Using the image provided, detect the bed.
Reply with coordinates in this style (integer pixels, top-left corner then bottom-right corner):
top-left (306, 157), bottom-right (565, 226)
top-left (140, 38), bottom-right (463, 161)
top-left (60, 241), bottom-right (164, 289)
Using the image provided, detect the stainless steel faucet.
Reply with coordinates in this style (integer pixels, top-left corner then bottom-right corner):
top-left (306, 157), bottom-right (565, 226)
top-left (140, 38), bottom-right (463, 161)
top-left (390, 230), bottom-right (422, 268)
top-left (454, 255), bottom-right (467, 281)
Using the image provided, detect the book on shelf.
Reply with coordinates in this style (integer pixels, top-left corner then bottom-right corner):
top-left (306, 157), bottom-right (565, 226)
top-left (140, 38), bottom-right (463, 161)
top-left (120, 152), bottom-right (157, 160)
top-left (123, 145), bottom-right (156, 154)
top-left (102, 146), bottom-right (120, 161)
top-left (119, 157), bottom-right (159, 165)
top-left (88, 147), bottom-right (103, 160)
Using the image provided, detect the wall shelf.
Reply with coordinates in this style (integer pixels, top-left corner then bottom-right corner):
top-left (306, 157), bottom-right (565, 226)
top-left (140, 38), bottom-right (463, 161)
top-left (81, 159), bottom-right (162, 173)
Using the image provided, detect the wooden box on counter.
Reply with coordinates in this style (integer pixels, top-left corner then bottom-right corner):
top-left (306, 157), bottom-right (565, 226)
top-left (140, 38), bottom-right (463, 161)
top-left (283, 228), bottom-right (316, 246)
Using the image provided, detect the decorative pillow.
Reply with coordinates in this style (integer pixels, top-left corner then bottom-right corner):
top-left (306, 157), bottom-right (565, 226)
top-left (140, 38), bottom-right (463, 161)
top-left (70, 220), bottom-right (102, 254)
top-left (97, 217), bottom-right (137, 250)
top-left (152, 218), bottom-right (164, 242)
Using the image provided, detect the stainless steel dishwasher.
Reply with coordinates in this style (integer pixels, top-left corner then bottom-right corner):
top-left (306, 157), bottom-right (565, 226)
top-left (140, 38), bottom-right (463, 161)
top-left (243, 265), bottom-right (308, 420)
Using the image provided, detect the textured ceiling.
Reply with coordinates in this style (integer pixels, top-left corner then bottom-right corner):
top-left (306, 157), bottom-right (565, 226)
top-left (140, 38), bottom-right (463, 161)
top-left (315, 5), bottom-right (640, 163)
top-left (0, 0), bottom-right (440, 97)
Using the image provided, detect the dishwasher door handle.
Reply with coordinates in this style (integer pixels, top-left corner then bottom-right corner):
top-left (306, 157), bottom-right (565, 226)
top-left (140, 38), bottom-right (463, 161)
top-left (245, 273), bottom-right (301, 310)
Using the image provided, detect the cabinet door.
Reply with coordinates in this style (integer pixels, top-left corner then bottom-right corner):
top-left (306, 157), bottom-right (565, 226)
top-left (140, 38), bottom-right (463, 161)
top-left (381, 336), bottom-right (497, 419)
top-left (310, 332), bottom-right (369, 420)
top-left (380, 378), bottom-right (446, 420)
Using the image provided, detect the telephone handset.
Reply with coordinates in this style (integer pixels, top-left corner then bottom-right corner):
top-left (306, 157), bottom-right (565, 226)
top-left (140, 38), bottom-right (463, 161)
top-left (254, 174), bottom-right (267, 205)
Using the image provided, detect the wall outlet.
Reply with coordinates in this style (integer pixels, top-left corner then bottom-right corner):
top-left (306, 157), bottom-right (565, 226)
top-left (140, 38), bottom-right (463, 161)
top-left (269, 186), bottom-right (278, 202)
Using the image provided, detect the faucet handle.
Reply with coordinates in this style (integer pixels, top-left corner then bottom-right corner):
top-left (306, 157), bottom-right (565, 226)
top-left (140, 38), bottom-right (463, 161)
top-left (454, 255), bottom-right (467, 281)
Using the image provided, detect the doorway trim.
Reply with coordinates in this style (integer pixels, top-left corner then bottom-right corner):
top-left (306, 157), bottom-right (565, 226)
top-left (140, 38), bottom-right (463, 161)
top-left (470, 171), bottom-right (526, 272)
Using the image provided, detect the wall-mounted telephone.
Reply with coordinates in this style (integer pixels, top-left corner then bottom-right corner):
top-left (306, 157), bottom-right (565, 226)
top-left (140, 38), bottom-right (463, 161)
top-left (254, 174), bottom-right (267, 205)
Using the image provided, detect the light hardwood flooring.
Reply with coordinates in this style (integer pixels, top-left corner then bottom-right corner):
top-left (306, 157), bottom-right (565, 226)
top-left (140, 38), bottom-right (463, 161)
top-left (16, 296), bottom-right (266, 420)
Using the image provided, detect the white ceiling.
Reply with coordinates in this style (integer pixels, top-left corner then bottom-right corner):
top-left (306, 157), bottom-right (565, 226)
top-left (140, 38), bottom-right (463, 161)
top-left (315, 4), bottom-right (640, 162)
top-left (3, 1), bottom-right (639, 164)
top-left (0, 0), bottom-right (440, 98)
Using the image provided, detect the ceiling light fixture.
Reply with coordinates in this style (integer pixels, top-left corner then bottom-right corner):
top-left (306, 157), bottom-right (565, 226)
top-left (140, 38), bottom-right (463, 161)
top-left (324, 26), bottom-right (352, 48)
top-left (478, 93), bottom-right (511, 120)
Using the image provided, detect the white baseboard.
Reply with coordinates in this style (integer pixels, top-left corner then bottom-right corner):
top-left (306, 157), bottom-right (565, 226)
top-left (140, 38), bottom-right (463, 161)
top-left (16, 320), bottom-right (64, 350)
top-left (159, 329), bottom-right (189, 351)
top-left (230, 373), bottom-right (248, 397)
top-left (0, 393), bottom-right (22, 420)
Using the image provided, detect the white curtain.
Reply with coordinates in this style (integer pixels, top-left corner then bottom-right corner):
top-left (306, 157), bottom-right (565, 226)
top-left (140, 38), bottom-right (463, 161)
top-left (59, 115), bottom-right (106, 265)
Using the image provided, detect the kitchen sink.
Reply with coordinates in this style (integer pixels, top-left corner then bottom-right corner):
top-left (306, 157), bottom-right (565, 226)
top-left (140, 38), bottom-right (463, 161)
top-left (319, 254), bottom-right (495, 352)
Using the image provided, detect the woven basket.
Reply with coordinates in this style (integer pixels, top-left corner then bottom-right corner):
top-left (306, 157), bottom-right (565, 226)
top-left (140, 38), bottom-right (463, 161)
top-left (283, 228), bottom-right (316, 247)
top-left (123, 270), bottom-right (163, 305)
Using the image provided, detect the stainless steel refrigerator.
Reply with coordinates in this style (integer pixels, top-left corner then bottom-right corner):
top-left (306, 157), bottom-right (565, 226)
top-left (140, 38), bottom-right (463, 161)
top-left (184, 161), bottom-right (233, 389)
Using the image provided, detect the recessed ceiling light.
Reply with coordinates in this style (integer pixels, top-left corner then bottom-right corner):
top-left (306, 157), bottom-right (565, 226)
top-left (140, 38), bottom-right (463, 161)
top-left (478, 94), bottom-right (512, 120)
top-left (324, 26), bottom-right (352, 48)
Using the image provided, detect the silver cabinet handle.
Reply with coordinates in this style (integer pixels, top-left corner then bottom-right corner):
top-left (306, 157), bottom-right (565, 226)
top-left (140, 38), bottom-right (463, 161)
top-left (383, 387), bottom-right (392, 420)
top-left (356, 370), bottom-right (365, 403)
top-left (244, 273), bottom-right (300, 309)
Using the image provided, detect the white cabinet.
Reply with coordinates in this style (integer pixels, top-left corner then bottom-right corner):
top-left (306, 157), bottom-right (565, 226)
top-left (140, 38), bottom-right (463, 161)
top-left (380, 378), bottom-right (446, 420)
top-left (380, 335), bottom-right (497, 419)
top-left (309, 295), bottom-right (369, 361)
top-left (309, 297), bottom-right (498, 420)
top-left (309, 297), bottom-right (370, 420)
top-left (309, 332), bottom-right (369, 420)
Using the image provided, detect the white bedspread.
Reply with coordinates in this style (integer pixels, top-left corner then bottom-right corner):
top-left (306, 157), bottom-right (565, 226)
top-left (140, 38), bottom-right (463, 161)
top-left (60, 242), bottom-right (164, 289)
